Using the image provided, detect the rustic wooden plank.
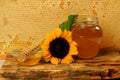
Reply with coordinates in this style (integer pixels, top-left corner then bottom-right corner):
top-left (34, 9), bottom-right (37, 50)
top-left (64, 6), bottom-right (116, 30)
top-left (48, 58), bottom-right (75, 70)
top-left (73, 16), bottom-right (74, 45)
top-left (0, 47), bottom-right (120, 80)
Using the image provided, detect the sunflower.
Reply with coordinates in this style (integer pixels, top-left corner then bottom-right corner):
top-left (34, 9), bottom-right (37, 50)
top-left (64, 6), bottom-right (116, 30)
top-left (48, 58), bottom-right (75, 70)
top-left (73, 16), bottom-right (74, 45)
top-left (41, 28), bottom-right (78, 64)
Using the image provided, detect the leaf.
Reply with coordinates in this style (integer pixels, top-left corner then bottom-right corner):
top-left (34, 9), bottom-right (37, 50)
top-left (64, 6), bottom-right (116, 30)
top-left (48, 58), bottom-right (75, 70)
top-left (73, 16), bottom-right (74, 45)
top-left (59, 15), bottom-right (78, 32)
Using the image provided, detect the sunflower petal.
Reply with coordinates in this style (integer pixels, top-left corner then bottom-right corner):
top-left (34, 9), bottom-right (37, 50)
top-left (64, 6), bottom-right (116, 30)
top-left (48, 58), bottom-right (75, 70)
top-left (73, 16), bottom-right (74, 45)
top-left (65, 31), bottom-right (72, 39)
top-left (53, 28), bottom-right (62, 38)
top-left (44, 55), bottom-right (52, 62)
top-left (61, 30), bottom-right (68, 37)
top-left (45, 32), bottom-right (55, 42)
top-left (44, 54), bottom-right (51, 59)
top-left (61, 55), bottom-right (73, 64)
top-left (41, 44), bottom-right (49, 51)
top-left (69, 47), bottom-right (78, 55)
top-left (69, 41), bottom-right (78, 55)
top-left (61, 30), bottom-right (72, 43)
top-left (50, 57), bottom-right (59, 65)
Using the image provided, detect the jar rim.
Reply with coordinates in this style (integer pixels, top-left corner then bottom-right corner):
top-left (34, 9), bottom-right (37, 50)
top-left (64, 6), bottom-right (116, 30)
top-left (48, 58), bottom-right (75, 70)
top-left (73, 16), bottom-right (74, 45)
top-left (76, 15), bottom-right (98, 22)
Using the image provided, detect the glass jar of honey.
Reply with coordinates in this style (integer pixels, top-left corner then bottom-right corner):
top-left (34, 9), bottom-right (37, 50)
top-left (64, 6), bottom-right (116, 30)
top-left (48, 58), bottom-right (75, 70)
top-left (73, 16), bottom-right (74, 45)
top-left (71, 15), bottom-right (102, 59)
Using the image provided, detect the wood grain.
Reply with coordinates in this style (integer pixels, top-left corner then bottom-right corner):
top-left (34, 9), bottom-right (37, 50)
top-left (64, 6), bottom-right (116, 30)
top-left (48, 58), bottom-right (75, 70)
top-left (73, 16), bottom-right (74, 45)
top-left (0, 47), bottom-right (120, 80)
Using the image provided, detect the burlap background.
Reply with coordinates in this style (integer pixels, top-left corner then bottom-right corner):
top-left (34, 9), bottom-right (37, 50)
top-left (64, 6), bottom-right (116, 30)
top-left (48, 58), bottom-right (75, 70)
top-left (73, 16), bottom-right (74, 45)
top-left (0, 0), bottom-right (120, 53)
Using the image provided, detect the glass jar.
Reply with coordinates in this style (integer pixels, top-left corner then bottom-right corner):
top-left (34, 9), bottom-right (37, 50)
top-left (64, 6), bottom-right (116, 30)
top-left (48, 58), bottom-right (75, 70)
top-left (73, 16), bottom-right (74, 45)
top-left (11, 48), bottom-right (42, 66)
top-left (71, 15), bottom-right (102, 59)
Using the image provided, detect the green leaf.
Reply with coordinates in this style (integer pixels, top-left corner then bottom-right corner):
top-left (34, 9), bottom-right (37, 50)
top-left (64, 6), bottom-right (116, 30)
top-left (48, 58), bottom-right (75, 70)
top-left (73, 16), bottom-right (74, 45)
top-left (59, 15), bottom-right (78, 32)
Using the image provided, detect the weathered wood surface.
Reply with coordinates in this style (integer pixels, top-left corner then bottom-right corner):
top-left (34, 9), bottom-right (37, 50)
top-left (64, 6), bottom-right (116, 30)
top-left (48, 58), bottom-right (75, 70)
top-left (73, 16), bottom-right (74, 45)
top-left (0, 47), bottom-right (120, 80)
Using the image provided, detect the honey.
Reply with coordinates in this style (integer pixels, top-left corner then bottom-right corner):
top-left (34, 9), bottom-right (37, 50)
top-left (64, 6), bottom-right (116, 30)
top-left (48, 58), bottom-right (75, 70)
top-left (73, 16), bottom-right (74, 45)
top-left (71, 16), bottom-right (102, 59)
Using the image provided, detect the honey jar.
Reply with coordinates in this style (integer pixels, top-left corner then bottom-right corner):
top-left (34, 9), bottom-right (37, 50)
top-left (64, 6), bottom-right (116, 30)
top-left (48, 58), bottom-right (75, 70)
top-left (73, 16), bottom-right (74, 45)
top-left (71, 15), bottom-right (102, 59)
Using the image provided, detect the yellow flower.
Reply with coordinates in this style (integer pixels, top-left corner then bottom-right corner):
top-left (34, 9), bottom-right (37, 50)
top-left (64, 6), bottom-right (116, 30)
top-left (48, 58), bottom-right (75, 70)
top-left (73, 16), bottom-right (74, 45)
top-left (41, 28), bottom-right (78, 64)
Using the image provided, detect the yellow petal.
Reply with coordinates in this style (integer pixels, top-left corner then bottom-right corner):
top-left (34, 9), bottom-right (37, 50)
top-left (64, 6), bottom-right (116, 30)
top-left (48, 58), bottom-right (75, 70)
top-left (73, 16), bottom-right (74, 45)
top-left (41, 44), bottom-right (49, 51)
top-left (61, 30), bottom-right (68, 37)
top-left (65, 31), bottom-right (72, 39)
top-left (44, 56), bottom-right (51, 62)
top-left (53, 28), bottom-right (62, 38)
top-left (69, 41), bottom-right (78, 55)
top-left (61, 30), bottom-right (72, 43)
top-left (61, 30), bottom-right (71, 38)
top-left (69, 47), bottom-right (78, 55)
top-left (50, 57), bottom-right (59, 65)
top-left (43, 52), bottom-right (51, 62)
top-left (61, 55), bottom-right (73, 64)
top-left (45, 54), bottom-right (51, 59)
top-left (45, 32), bottom-right (55, 43)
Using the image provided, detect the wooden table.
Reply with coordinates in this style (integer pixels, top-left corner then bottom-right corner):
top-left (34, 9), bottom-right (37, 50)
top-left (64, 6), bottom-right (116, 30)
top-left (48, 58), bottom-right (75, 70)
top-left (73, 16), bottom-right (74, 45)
top-left (0, 47), bottom-right (120, 80)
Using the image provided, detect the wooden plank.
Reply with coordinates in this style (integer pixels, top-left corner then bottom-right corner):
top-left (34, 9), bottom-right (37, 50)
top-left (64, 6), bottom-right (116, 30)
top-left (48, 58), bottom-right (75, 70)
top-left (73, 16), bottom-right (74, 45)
top-left (0, 47), bottom-right (120, 80)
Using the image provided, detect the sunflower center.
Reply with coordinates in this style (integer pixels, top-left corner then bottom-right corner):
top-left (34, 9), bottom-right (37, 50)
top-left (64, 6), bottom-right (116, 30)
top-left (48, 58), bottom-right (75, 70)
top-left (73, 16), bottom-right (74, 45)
top-left (49, 37), bottom-right (70, 59)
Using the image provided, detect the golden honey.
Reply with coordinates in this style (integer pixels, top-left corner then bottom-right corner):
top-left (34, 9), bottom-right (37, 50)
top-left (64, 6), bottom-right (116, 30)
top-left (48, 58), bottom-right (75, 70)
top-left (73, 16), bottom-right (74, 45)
top-left (71, 16), bottom-right (102, 59)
